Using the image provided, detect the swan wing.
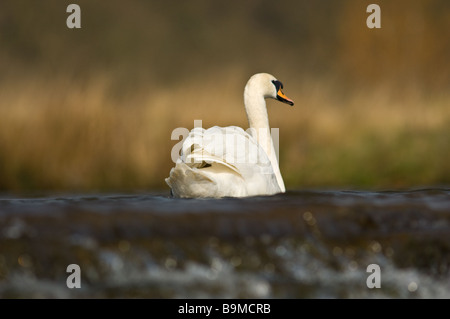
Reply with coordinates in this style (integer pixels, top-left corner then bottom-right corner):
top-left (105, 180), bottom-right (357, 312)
top-left (166, 126), bottom-right (281, 198)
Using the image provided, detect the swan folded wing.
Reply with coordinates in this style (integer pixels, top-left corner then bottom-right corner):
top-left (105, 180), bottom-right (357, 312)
top-left (181, 128), bottom-right (242, 175)
top-left (169, 126), bottom-right (280, 197)
top-left (181, 126), bottom-right (274, 175)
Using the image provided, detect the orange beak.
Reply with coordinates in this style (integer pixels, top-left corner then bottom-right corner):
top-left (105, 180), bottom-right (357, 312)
top-left (276, 88), bottom-right (294, 106)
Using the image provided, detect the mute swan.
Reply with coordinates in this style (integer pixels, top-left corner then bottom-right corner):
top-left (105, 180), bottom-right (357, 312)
top-left (165, 73), bottom-right (294, 198)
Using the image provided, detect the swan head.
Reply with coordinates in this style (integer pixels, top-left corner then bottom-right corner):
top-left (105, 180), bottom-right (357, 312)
top-left (245, 73), bottom-right (294, 106)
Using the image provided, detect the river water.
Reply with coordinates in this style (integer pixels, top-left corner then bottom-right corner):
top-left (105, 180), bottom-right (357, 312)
top-left (0, 188), bottom-right (449, 298)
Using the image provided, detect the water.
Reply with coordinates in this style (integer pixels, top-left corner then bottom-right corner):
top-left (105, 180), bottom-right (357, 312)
top-left (0, 188), bottom-right (449, 298)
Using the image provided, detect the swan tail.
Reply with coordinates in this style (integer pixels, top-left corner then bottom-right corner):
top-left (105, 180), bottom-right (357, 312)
top-left (165, 162), bottom-right (219, 198)
top-left (166, 157), bottom-right (248, 198)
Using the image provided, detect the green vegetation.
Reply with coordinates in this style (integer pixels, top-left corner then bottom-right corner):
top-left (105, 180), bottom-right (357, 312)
top-left (0, 0), bottom-right (449, 192)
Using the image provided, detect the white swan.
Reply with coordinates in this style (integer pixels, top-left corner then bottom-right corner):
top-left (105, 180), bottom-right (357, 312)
top-left (165, 73), bottom-right (294, 198)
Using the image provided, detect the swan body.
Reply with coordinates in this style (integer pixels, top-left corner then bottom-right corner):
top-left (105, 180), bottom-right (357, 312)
top-left (165, 73), bottom-right (294, 198)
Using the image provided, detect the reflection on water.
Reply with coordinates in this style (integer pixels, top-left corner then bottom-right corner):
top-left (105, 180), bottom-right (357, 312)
top-left (0, 188), bottom-right (449, 298)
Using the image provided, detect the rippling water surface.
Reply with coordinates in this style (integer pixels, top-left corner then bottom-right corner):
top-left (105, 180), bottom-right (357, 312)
top-left (0, 188), bottom-right (449, 298)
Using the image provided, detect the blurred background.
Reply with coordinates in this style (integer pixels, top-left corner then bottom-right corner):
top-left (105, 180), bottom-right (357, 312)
top-left (0, 0), bottom-right (449, 193)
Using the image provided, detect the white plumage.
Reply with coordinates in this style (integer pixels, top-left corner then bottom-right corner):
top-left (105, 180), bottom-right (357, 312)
top-left (166, 73), bottom-right (294, 198)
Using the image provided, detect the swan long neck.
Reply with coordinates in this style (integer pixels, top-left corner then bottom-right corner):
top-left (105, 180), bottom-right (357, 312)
top-left (244, 82), bottom-right (286, 192)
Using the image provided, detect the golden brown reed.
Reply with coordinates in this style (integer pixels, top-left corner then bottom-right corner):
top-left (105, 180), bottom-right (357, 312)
top-left (1, 69), bottom-right (448, 193)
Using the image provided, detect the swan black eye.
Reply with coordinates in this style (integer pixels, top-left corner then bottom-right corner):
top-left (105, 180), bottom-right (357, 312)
top-left (272, 80), bottom-right (283, 91)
